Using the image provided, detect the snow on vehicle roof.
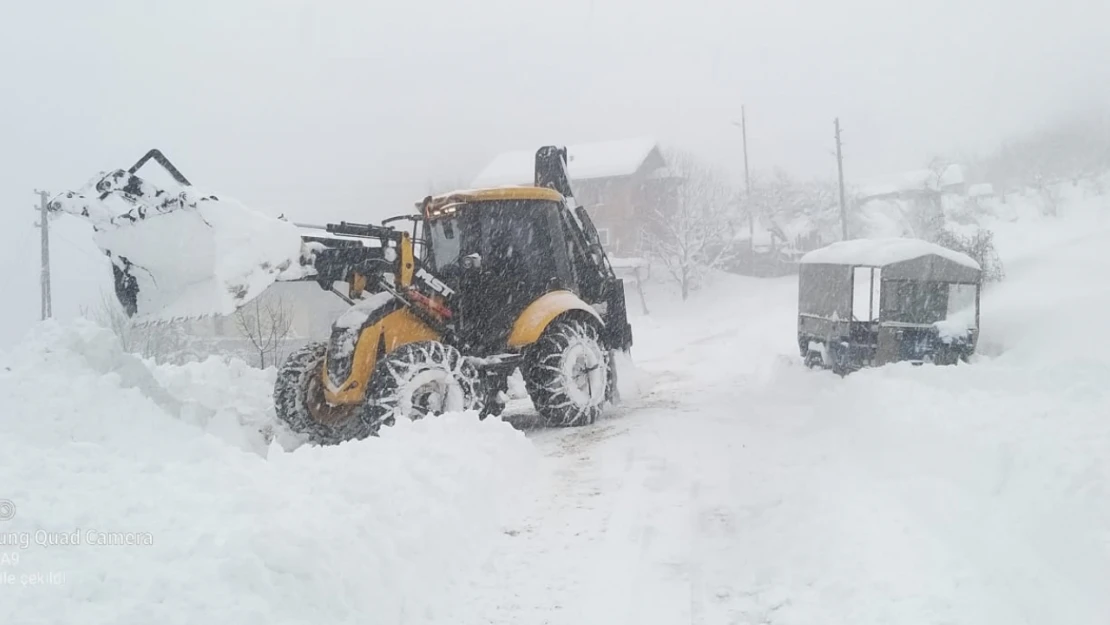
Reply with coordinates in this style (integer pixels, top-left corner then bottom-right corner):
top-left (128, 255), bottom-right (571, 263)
top-left (471, 137), bottom-right (660, 187)
top-left (799, 237), bottom-right (981, 270)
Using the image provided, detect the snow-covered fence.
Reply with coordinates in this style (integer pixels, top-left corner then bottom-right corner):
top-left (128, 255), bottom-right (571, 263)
top-left (610, 256), bottom-right (650, 315)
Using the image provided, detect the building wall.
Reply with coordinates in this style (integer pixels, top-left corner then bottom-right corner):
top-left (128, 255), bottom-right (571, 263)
top-left (574, 175), bottom-right (678, 257)
top-left (577, 178), bottom-right (640, 256)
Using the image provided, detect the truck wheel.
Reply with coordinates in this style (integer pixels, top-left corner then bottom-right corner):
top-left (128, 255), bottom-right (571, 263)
top-left (524, 317), bottom-right (610, 427)
top-left (362, 341), bottom-right (485, 430)
top-left (273, 342), bottom-right (374, 445)
top-left (829, 342), bottom-right (853, 377)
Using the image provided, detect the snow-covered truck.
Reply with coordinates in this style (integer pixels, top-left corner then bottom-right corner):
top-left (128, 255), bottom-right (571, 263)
top-left (796, 238), bottom-right (982, 374)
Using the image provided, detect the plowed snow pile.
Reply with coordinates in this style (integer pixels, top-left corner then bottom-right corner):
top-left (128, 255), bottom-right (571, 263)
top-left (0, 320), bottom-right (537, 625)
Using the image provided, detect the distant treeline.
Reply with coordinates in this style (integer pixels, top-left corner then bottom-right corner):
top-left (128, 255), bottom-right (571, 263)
top-left (966, 114), bottom-right (1110, 193)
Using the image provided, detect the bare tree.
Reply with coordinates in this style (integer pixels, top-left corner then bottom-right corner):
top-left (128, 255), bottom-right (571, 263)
top-left (746, 169), bottom-right (854, 253)
top-left (643, 150), bottom-right (738, 300)
top-left (924, 156), bottom-right (960, 190)
top-left (932, 227), bottom-right (1005, 283)
top-left (914, 158), bottom-right (1005, 283)
top-left (233, 293), bottom-right (295, 368)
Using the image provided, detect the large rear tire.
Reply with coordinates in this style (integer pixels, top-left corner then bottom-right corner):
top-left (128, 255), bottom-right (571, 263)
top-left (273, 342), bottom-right (374, 445)
top-left (361, 341), bottom-right (485, 430)
top-left (524, 317), bottom-right (611, 427)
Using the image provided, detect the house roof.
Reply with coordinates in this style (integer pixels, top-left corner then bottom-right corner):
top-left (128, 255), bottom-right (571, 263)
top-left (732, 214), bottom-right (818, 248)
top-left (471, 137), bottom-right (660, 187)
top-left (856, 165), bottom-right (966, 199)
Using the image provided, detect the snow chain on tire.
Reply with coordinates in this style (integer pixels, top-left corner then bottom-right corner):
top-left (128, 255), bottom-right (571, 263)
top-left (273, 342), bottom-right (374, 445)
top-left (362, 341), bottom-right (484, 431)
top-left (524, 316), bottom-right (611, 427)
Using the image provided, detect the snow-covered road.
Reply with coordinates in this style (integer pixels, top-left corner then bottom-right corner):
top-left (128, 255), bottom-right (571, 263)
top-left (449, 212), bottom-right (1110, 624)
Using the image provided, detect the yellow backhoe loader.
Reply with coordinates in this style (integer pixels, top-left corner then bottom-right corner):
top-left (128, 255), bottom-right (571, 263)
top-left (48, 146), bottom-right (634, 444)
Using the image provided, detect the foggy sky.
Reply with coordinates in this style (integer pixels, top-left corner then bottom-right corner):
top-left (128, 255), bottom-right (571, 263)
top-left (1, 0), bottom-right (1106, 346)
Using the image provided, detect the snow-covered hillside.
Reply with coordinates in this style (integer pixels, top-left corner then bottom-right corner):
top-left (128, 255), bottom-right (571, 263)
top-left (2, 179), bottom-right (1108, 624)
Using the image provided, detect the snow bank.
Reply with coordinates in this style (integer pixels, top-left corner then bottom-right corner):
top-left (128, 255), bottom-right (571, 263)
top-left (800, 236), bottom-right (981, 269)
top-left (611, 348), bottom-right (647, 403)
top-left (0, 320), bottom-right (538, 625)
top-left (750, 353), bottom-right (1110, 624)
top-left (148, 355), bottom-right (280, 455)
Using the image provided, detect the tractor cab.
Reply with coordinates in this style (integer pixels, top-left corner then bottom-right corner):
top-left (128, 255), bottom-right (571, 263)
top-left (419, 187), bottom-right (620, 354)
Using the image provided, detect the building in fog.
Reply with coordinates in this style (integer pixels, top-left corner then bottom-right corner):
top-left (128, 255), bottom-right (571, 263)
top-left (856, 164), bottom-right (968, 204)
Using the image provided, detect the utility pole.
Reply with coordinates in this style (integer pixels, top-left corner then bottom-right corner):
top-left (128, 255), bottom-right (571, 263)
top-left (34, 189), bottom-right (52, 320)
top-left (742, 105), bottom-right (753, 254)
top-left (834, 118), bottom-right (848, 240)
top-left (732, 108), bottom-right (754, 256)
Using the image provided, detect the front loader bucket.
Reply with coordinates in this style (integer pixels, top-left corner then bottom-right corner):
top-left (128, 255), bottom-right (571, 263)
top-left (49, 153), bottom-right (313, 322)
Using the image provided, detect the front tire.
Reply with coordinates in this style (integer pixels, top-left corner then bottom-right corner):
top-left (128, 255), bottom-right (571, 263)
top-left (524, 317), bottom-right (610, 427)
top-left (274, 342), bottom-right (374, 445)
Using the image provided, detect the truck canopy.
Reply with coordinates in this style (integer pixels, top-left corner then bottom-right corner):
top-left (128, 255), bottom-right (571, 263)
top-left (798, 238), bottom-right (982, 318)
top-left (800, 237), bottom-right (980, 281)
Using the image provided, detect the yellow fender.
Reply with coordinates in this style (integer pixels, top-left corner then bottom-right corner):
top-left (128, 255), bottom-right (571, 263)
top-left (507, 290), bottom-right (602, 348)
top-left (323, 306), bottom-right (442, 405)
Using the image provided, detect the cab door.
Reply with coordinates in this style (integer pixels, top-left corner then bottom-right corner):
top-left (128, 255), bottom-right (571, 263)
top-left (460, 202), bottom-right (558, 351)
